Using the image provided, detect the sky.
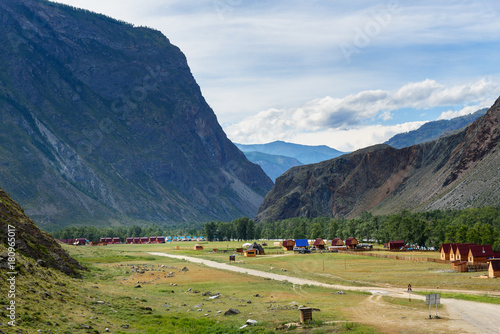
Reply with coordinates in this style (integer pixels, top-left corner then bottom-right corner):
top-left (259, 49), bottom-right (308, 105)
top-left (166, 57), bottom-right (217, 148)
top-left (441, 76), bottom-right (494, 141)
top-left (52, 0), bottom-right (500, 151)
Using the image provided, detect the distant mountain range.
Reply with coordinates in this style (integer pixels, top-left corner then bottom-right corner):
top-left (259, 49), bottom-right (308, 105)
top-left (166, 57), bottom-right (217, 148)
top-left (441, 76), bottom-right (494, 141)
top-left (236, 141), bottom-right (345, 181)
top-left (0, 0), bottom-right (272, 229)
top-left (256, 98), bottom-right (500, 221)
top-left (385, 108), bottom-right (487, 148)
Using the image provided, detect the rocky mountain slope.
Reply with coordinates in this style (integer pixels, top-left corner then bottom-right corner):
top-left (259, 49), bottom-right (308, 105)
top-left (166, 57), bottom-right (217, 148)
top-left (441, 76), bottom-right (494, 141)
top-left (0, 0), bottom-right (273, 229)
top-left (256, 97), bottom-right (500, 221)
top-left (385, 108), bottom-right (487, 148)
top-left (0, 186), bottom-right (82, 276)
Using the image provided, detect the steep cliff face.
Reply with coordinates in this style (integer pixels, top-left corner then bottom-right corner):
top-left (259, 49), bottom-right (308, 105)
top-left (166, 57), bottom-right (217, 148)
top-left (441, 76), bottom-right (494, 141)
top-left (0, 0), bottom-right (273, 229)
top-left (256, 97), bottom-right (500, 221)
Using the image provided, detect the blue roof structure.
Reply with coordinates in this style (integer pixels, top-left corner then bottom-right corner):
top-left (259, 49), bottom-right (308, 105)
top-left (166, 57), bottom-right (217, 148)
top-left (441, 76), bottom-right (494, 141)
top-left (295, 239), bottom-right (309, 247)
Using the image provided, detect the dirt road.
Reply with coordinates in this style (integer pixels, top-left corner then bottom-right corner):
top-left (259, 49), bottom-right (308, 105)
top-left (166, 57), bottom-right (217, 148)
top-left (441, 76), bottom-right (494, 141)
top-left (149, 252), bottom-right (500, 333)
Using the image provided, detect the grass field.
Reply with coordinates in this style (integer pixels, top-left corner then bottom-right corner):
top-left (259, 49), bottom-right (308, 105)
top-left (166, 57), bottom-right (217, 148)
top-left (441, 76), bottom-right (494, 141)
top-left (2, 240), bottom-right (499, 333)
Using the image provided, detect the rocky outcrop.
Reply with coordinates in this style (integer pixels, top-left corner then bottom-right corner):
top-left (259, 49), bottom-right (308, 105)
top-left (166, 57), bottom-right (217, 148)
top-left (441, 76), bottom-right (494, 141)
top-left (0, 187), bottom-right (83, 276)
top-left (256, 97), bottom-right (500, 221)
top-left (0, 0), bottom-right (272, 228)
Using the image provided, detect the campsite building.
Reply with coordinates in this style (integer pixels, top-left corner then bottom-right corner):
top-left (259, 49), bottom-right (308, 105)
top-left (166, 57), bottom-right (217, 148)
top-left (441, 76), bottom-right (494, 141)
top-left (388, 240), bottom-right (405, 250)
top-left (489, 259), bottom-right (500, 278)
top-left (112, 237), bottom-right (121, 244)
top-left (244, 249), bottom-right (257, 257)
top-left (345, 237), bottom-right (358, 249)
top-left (467, 245), bottom-right (494, 264)
top-left (193, 244), bottom-right (204, 250)
top-left (313, 238), bottom-right (326, 250)
top-left (440, 243), bottom-right (456, 260)
top-left (451, 260), bottom-right (468, 272)
top-left (125, 237), bottom-right (133, 244)
top-left (331, 238), bottom-right (344, 246)
top-left (455, 243), bottom-right (477, 261)
top-left (282, 239), bottom-right (295, 251)
top-left (74, 238), bottom-right (87, 246)
top-left (247, 242), bottom-right (265, 255)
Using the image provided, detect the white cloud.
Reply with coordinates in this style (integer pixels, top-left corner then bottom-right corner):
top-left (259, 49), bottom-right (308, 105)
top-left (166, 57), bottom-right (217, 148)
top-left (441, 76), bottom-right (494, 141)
top-left (225, 78), bottom-right (497, 150)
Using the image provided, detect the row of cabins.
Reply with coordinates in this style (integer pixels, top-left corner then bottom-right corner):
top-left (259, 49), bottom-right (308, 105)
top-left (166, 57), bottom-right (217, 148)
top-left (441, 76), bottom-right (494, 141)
top-left (440, 243), bottom-right (500, 276)
top-left (125, 236), bottom-right (166, 244)
top-left (439, 243), bottom-right (499, 264)
top-left (280, 238), bottom-right (359, 251)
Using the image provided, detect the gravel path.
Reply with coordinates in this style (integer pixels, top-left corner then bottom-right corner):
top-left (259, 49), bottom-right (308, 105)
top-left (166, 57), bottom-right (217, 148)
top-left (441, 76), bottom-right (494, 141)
top-left (149, 252), bottom-right (500, 333)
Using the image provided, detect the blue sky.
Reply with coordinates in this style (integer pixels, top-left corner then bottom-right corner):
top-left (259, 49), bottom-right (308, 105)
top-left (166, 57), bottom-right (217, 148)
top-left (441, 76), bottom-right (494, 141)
top-left (53, 0), bottom-right (500, 151)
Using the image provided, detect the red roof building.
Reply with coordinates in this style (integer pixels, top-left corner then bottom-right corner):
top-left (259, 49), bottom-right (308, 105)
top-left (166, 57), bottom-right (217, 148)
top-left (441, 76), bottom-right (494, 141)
top-left (331, 238), bottom-right (344, 246)
top-left (467, 245), bottom-right (494, 264)
top-left (345, 237), bottom-right (358, 249)
top-left (388, 240), bottom-right (405, 250)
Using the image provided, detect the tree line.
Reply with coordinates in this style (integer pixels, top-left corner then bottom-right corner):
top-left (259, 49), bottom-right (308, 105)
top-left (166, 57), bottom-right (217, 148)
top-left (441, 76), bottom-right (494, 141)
top-left (203, 207), bottom-right (500, 251)
top-left (49, 207), bottom-right (500, 251)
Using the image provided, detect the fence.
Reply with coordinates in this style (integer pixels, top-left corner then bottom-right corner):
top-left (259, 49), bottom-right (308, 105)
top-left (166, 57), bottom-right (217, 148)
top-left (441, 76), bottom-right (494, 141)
top-left (339, 250), bottom-right (449, 264)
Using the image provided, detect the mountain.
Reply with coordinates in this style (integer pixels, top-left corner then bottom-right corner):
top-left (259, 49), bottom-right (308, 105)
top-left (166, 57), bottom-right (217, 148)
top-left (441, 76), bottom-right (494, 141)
top-left (240, 151), bottom-right (302, 182)
top-left (385, 108), bottom-right (487, 148)
top-left (236, 141), bottom-right (345, 165)
top-left (256, 97), bottom-right (500, 222)
top-left (0, 186), bottom-right (82, 276)
top-left (0, 0), bottom-right (273, 230)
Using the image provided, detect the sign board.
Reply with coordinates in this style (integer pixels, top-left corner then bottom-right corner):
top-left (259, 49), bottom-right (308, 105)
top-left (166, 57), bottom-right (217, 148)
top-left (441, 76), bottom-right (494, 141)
top-left (426, 293), bottom-right (440, 305)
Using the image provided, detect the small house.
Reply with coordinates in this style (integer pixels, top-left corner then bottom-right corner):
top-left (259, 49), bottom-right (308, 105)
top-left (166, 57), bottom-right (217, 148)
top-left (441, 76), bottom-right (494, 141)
top-left (193, 244), bottom-right (204, 250)
top-left (455, 244), bottom-right (476, 261)
top-left (74, 238), bottom-right (87, 246)
top-left (247, 242), bottom-right (265, 255)
top-left (244, 249), bottom-right (257, 257)
top-left (294, 239), bottom-right (309, 249)
top-left (388, 240), bottom-right (405, 250)
top-left (112, 237), bottom-right (121, 244)
top-left (345, 237), bottom-right (358, 249)
top-left (440, 243), bottom-right (456, 260)
top-left (140, 237), bottom-right (149, 244)
top-left (149, 236), bottom-right (158, 243)
top-left (489, 259), bottom-right (500, 278)
top-left (282, 239), bottom-right (295, 251)
top-left (451, 260), bottom-right (468, 272)
top-left (331, 238), bottom-right (344, 246)
top-left (125, 237), bottom-right (133, 244)
top-left (313, 238), bottom-right (326, 250)
top-left (157, 236), bottom-right (166, 243)
top-left (467, 245), bottom-right (494, 264)
top-left (133, 237), bottom-right (141, 244)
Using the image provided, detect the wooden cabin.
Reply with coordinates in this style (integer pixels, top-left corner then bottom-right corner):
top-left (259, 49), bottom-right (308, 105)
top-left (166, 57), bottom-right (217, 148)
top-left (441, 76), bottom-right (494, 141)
top-left (345, 238), bottom-right (358, 249)
top-left (451, 260), bottom-right (468, 272)
top-left (133, 237), bottom-right (141, 244)
top-left (313, 238), bottom-right (326, 250)
top-left (149, 236), bottom-right (157, 243)
top-left (331, 238), bottom-right (344, 246)
top-left (244, 249), bottom-right (257, 257)
top-left (248, 242), bottom-right (265, 255)
top-left (125, 237), bottom-right (133, 244)
top-left (388, 240), bottom-right (405, 250)
top-left (193, 244), bottom-right (204, 250)
top-left (140, 237), bottom-right (149, 244)
top-left (455, 243), bottom-right (477, 261)
top-left (467, 245), bottom-right (494, 264)
top-left (112, 237), bottom-right (121, 244)
top-left (440, 243), bottom-right (456, 260)
top-left (489, 259), bottom-right (500, 278)
top-left (282, 239), bottom-right (295, 251)
top-left (157, 236), bottom-right (165, 243)
top-left (74, 238), bottom-right (87, 246)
